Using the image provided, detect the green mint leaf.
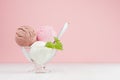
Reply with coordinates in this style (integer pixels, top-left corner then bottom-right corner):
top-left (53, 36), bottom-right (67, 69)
top-left (54, 37), bottom-right (63, 50)
top-left (45, 42), bottom-right (55, 49)
top-left (45, 37), bottom-right (63, 50)
top-left (55, 41), bottom-right (63, 50)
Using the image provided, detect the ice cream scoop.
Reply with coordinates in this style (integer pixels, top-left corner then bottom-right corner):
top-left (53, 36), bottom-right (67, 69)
top-left (15, 26), bottom-right (37, 47)
top-left (29, 41), bottom-right (55, 65)
top-left (37, 26), bottom-right (56, 42)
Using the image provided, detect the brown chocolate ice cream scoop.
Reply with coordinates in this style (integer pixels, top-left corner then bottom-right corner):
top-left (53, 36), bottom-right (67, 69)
top-left (15, 26), bottom-right (37, 47)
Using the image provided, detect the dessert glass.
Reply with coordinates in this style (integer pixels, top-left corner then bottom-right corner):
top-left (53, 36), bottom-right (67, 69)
top-left (22, 47), bottom-right (56, 73)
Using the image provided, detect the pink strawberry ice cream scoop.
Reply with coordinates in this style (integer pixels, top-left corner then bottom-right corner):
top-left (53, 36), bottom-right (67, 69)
top-left (15, 26), bottom-right (37, 47)
top-left (37, 26), bottom-right (56, 42)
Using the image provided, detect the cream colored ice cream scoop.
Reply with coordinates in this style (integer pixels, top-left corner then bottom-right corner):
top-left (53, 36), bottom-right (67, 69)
top-left (29, 41), bottom-right (55, 65)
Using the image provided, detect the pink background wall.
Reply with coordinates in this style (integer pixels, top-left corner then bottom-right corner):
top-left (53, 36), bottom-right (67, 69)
top-left (0, 0), bottom-right (120, 63)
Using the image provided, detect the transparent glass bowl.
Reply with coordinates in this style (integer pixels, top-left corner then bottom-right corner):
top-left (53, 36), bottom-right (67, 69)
top-left (22, 47), bottom-right (56, 73)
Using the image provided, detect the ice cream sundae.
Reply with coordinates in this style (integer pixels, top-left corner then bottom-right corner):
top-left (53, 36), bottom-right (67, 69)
top-left (15, 23), bottom-right (68, 73)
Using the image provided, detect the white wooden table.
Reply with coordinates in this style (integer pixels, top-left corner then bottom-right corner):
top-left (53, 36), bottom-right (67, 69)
top-left (0, 63), bottom-right (120, 80)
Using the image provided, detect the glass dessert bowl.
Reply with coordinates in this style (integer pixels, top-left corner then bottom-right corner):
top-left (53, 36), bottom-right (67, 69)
top-left (18, 22), bottom-right (69, 73)
top-left (22, 45), bottom-right (56, 73)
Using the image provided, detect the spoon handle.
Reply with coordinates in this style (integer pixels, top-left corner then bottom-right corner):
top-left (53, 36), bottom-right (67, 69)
top-left (57, 22), bottom-right (69, 39)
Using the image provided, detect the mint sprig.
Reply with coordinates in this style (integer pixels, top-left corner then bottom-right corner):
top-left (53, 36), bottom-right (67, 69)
top-left (45, 37), bottom-right (63, 50)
